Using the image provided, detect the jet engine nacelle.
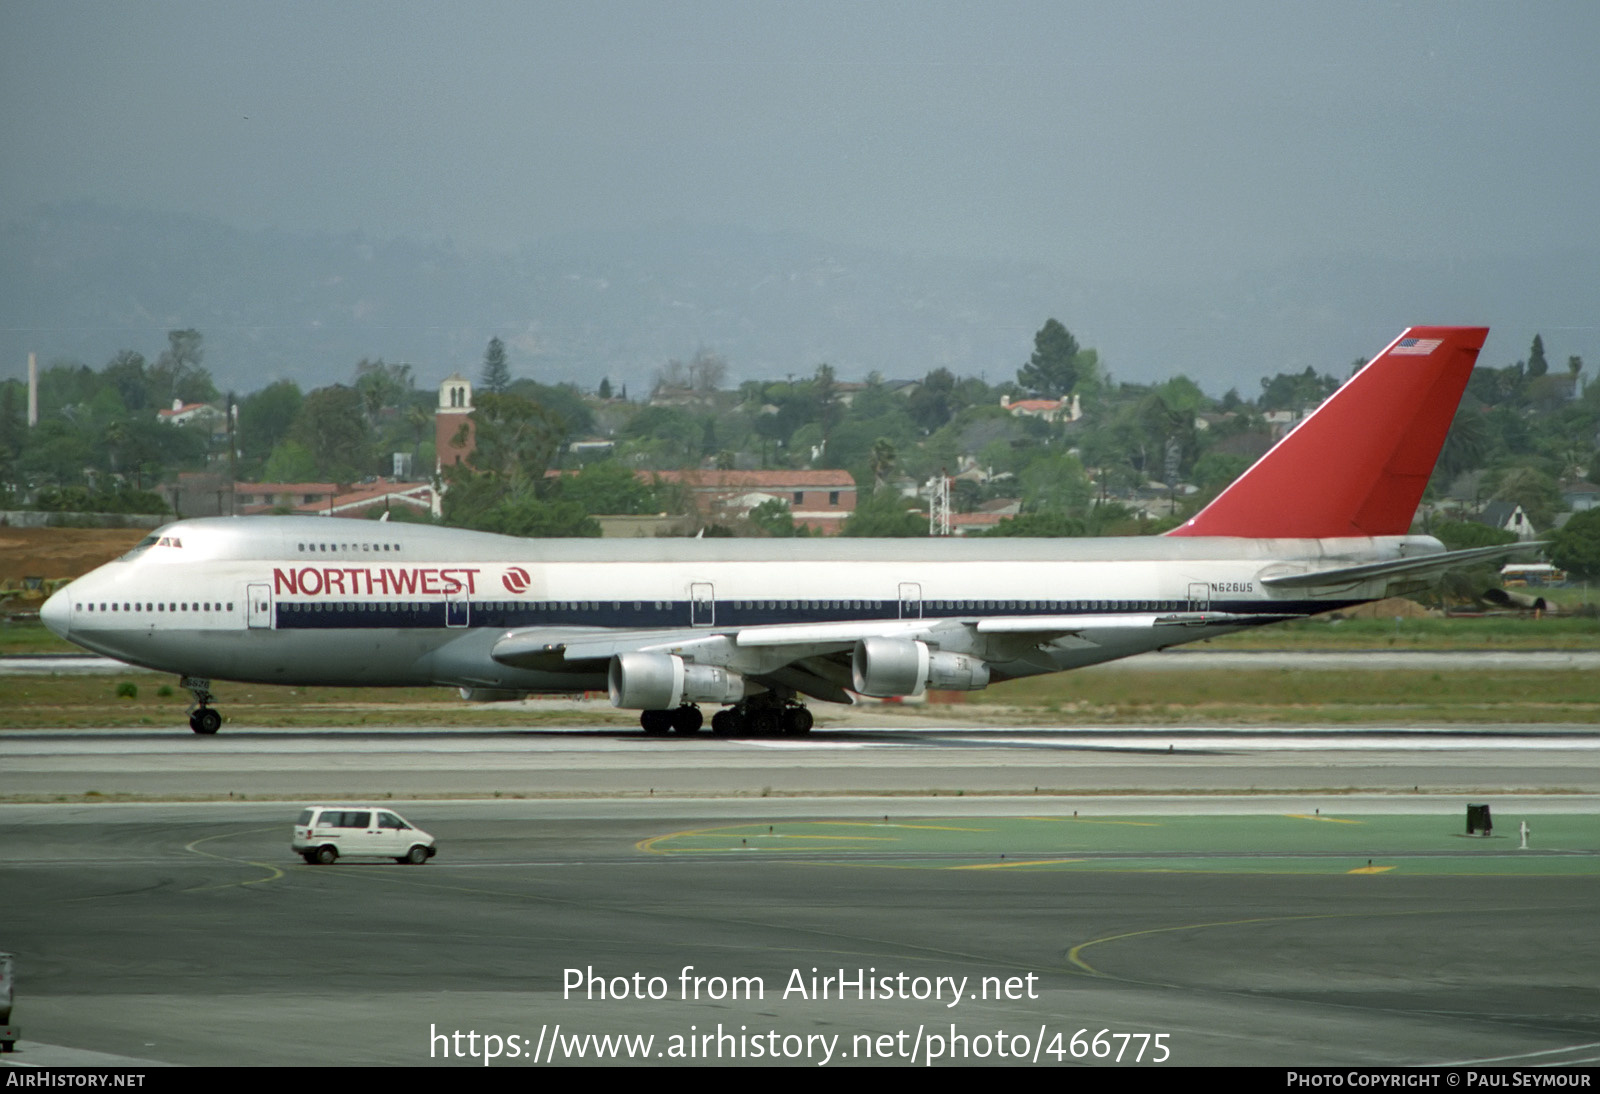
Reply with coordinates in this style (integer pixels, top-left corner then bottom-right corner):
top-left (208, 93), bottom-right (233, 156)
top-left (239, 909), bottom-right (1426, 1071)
top-left (608, 651), bottom-right (747, 710)
top-left (851, 637), bottom-right (990, 698)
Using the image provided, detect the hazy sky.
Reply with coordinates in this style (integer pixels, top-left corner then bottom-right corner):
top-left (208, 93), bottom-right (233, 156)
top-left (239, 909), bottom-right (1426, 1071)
top-left (6, 0), bottom-right (1598, 284)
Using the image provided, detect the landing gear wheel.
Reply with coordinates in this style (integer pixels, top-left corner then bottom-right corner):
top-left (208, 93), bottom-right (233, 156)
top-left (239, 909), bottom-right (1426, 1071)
top-left (670, 705), bottom-right (703, 734)
top-left (314, 846), bottom-right (338, 865)
top-left (640, 709), bottom-right (673, 735)
top-left (401, 845), bottom-right (429, 865)
top-left (748, 708), bottom-right (782, 736)
top-left (782, 706), bottom-right (813, 734)
top-left (181, 677), bottom-right (220, 734)
top-left (711, 709), bottom-right (740, 736)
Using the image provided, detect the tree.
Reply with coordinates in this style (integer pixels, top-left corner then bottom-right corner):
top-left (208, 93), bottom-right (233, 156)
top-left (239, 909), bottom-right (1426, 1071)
top-left (1528, 334), bottom-right (1549, 379)
top-left (1019, 452), bottom-right (1093, 514)
top-left (1436, 406), bottom-right (1490, 482)
top-left (869, 437), bottom-right (898, 489)
top-left (481, 337), bottom-right (511, 395)
top-left (1432, 520), bottom-right (1517, 552)
top-left (748, 498), bottom-right (799, 537)
top-left (1017, 319), bottom-right (1080, 398)
top-left (812, 363), bottom-right (842, 439)
top-left (288, 385), bottom-right (373, 481)
top-left (238, 381), bottom-right (303, 462)
top-left (546, 461), bottom-right (663, 515)
top-left (149, 329), bottom-right (217, 406)
top-left (689, 349), bottom-right (728, 392)
top-left (353, 359), bottom-right (414, 421)
top-left (1549, 508), bottom-right (1600, 580)
top-left (1485, 464), bottom-right (1561, 530)
top-left (464, 392), bottom-right (563, 491)
top-left (907, 368), bottom-right (956, 432)
top-left (470, 496), bottom-right (600, 537)
top-left (1259, 367), bottom-right (1337, 412)
top-left (841, 489), bottom-right (926, 537)
top-left (101, 350), bottom-right (149, 411)
top-left (983, 512), bottom-right (1087, 537)
top-left (262, 439), bottom-right (320, 482)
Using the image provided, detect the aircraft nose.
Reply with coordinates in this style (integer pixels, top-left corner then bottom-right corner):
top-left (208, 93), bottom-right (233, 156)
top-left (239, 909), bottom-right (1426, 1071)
top-left (40, 585), bottom-right (71, 639)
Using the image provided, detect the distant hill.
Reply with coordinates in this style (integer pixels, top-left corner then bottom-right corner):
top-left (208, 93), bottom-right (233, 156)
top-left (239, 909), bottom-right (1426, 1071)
top-left (3, 202), bottom-right (1595, 397)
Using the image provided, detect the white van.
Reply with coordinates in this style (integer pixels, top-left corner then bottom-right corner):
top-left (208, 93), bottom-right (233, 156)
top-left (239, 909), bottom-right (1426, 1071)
top-left (292, 805), bottom-right (437, 865)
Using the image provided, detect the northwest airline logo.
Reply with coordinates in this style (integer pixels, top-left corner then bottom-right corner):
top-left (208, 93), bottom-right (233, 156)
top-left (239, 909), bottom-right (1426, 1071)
top-left (272, 566), bottom-right (481, 596)
top-left (502, 567), bottom-right (531, 594)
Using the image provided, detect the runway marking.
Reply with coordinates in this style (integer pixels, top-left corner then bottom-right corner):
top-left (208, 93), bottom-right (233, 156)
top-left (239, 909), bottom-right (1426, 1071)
top-left (1067, 908), bottom-right (1445, 978)
top-left (949, 858), bottom-right (1086, 870)
top-left (1022, 816), bottom-right (1161, 827)
top-left (181, 828), bottom-right (285, 891)
top-left (639, 823), bottom-right (912, 854)
top-left (813, 821), bottom-right (993, 832)
top-left (748, 833), bottom-right (898, 841)
top-left (1435, 1041), bottom-right (1600, 1067)
top-left (636, 827), bottom-right (707, 854)
top-left (1286, 813), bottom-right (1364, 824)
top-left (1347, 864), bottom-right (1395, 874)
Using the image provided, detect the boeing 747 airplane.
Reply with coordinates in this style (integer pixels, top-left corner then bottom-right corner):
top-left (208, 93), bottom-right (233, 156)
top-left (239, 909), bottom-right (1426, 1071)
top-left (42, 326), bottom-right (1518, 735)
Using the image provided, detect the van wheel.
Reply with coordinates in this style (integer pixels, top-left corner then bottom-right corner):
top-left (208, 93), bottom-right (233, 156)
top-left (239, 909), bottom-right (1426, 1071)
top-left (300, 852), bottom-right (317, 864)
top-left (314, 846), bottom-right (338, 865)
top-left (403, 845), bottom-right (429, 865)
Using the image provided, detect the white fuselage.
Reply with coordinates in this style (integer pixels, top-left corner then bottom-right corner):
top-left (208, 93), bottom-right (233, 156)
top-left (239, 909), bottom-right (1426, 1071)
top-left (44, 516), bottom-right (1430, 702)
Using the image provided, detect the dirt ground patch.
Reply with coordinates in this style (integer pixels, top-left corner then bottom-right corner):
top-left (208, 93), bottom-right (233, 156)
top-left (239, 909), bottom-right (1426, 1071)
top-left (0, 527), bottom-right (148, 586)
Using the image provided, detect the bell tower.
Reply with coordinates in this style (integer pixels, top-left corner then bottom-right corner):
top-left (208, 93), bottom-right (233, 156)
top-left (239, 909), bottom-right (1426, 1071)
top-left (435, 373), bottom-right (476, 473)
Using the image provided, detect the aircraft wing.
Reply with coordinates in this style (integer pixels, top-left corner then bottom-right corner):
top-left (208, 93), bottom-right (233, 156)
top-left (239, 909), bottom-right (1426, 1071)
top-left (491, 610), bottom-right (1272, 666)
top-left (488, 609), bottom-right (1293, 704)
top-left (1261, 542), bottom-right (1543, 590)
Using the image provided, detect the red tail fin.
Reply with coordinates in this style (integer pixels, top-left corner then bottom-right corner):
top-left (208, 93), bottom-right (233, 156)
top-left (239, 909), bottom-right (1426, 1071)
top-left (1168, 326), bottom-right (1488, 539)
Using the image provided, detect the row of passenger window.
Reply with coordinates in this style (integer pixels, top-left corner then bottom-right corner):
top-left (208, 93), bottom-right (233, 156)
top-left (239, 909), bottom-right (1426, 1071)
top-left (296, 542), bottom-right (403, 554)
top-left (77, 601), bottom-right (232, 613)
top-left (278, 599), bottom-right (1193, 614)
top-left (281, 602), bottom-right (433, 613)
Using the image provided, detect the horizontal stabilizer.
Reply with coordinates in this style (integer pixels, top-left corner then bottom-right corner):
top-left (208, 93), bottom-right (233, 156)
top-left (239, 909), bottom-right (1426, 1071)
top-left (1261, 542), bottom-right (1543, 590)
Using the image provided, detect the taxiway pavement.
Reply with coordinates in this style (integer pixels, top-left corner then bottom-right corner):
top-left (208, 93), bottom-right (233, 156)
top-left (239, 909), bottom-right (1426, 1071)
top-left (0, 725), bottom-right (1596, 1068)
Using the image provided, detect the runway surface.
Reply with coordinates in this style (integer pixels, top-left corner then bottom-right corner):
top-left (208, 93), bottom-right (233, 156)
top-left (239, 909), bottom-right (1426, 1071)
top-left (1, 722), bottom-right (1597, 1068)
top-left (4, 723), bottom-right (1599, 800)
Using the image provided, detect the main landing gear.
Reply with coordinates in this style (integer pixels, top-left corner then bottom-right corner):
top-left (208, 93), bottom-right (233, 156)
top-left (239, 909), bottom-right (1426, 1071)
top-left (638, 696), bottom-right (812, 738)
top-left (639, 705), bottom-right (703, 735)
top-left (182, 676), bottom-right (222, 735)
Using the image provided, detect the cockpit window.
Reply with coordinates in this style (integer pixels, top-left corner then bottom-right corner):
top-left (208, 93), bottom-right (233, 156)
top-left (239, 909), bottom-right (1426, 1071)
top-left (119, 533), bottom-right (184, 561)
top-left (120, 534), bottom-right (160, 560)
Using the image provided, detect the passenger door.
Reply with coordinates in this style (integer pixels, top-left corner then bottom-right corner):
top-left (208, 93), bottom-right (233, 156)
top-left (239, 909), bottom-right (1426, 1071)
top-left (898, 582), bottom-right (922, 620)
top-left (446, 586), bottom-right (469, 628)
top-left (690, 582), bottom-right (715, 627)
top-left (247, 583), bottom-right (273, 629)
top-left (374, 811), bottom-right (410, 855)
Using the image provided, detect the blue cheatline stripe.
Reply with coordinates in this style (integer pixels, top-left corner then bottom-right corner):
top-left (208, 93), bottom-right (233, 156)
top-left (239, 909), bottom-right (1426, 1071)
top-left (270, 599), bottom-right (1351, 631)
